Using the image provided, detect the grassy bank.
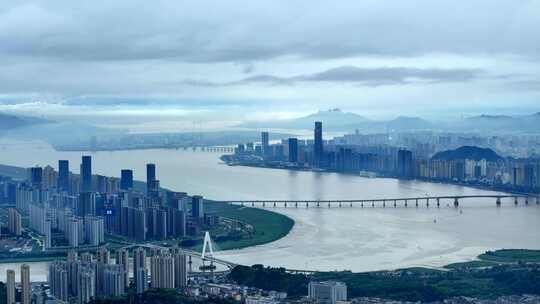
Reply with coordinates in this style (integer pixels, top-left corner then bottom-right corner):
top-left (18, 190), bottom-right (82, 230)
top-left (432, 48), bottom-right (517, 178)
top-left (205, 201), bottom-right (294, 250)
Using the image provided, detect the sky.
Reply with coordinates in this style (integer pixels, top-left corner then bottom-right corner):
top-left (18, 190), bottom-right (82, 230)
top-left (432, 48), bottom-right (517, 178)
top-left (0, 0), bottom-right (539, 125)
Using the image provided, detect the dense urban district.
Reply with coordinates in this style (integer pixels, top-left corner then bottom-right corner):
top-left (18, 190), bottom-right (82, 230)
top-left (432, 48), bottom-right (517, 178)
top-left (223, 121), bottom-right (540, 195)
top-left (0, 120), bottom-right (539, 304)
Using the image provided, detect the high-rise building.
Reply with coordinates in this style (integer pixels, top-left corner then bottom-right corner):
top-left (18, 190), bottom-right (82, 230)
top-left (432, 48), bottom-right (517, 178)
top-left (67, 217), bottom-right (81, 247)
top-left (524, 164), bottom-right (535, 188)
top-left (192, 195), bottom-right (204, 219)
top-left (134, 247), bottom-right (147, 294)
top-left (115, 249), bottom-right (129, 288)
top-left (78, 192), bottom-right (96, 217)
top-left (43, 220), bottom-right (52, 249)
top-left (77, 264), bottom-right (96, 304)
top-left (397, 149), bottom-right (414, 179)
top-left (84, 216), bottom-right (104, 246)
top-left (103, 264), bottom-right (126, 297)
top-left (81, 156), bottom-right (92, 193)
top-left (96, 247), bottom-right (110, 295)
top-left (58, 160), bottom-right (70, 192)
top-left (6, 269), bottom-right (15, 304)
top-left (120, 169), bottom-right (133, 191)
top-left (288, 138), bottom-right (298, 163)
top-left (21, 264), bottom-right (31, 304)
top-left (30, 166), bottom-right (43, 189)
top-left (261, 132), bottom-right (269, 158)
top-left (67, 251), bottom-right (79, 296)
top-left (308, 281), bottom-right (347, 304)
top-left (7, 208), bottom-right (22, 236)
top-left (150, 251), bottom-right (175, 289)
top-left (173, 248), bottom-right (188, 288)
top-left (146, 163), bottom-right (156, 195)
top-left (314, 122), bottom-right (323, 166)
top-left (49, 261), bottom-right (69, 302)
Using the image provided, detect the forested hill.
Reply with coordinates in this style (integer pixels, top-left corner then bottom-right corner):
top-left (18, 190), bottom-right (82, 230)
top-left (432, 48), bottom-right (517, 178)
top-left (431, 146), bottom-right (503, 162)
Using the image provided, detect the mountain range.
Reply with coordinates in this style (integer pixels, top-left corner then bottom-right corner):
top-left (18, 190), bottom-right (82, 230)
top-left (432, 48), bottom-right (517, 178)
top-left (0, 112), bottom-right (51, 131)
top-left (239, 109), bottom-right (540, 133)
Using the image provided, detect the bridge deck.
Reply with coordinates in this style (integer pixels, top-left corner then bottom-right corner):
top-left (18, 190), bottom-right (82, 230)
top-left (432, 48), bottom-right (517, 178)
top-left (220, 194), bottom-right (537, 204)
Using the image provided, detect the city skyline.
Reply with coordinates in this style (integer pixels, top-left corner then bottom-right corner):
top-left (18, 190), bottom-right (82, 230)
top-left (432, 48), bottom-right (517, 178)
top-left (0, 1), bottom-right (539, 303)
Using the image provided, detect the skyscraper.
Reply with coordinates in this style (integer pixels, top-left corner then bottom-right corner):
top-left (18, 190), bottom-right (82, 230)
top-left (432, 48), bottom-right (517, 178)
top-left (21, 264), bottom-right (30, 304)
top-left (81, 156), bottom-right (92, 193)
top-left (103, 264), bottom-right (126, 297)
top-left (58, 160), bottom-right (70, 192)
top-left (134, 247), bottom-right (147, 294)
top-left (30, 166), bottom-right (43, 189)
top-left (261, 132), bottom-right (269, 158)
top-left (150, 251), bottom-right (175, 289)
top-left (288, 138), bottom-right (298, 163)
top-left (120, 169), bottom-right (133, 190)
top-left (116, 249), bottom-right (129, 288)
top-left (77, 264), bottom-right (96, 304)
top-left (173, 248), bottom-right (188, 288)
top-left (397, 149), bottom-right (414, 179)
top-left (49, 261), bottom-right (69, 302)
top-left (146, 163), bottom-right (156, 194)
top-left (192, 195), bottom-right (204, 219)
top-left (78, 192), bottom-right (96, 217)
top-left (7, 208), bottom-right (22, 236)
top-left (6, 269), bottom-right (15, 304)
top-left (314, 121), bottom-right (323, 166)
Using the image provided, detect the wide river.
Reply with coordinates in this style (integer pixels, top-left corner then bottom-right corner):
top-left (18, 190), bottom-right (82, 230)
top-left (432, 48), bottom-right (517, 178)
top-left (0, 140), bottom-right (539, 281)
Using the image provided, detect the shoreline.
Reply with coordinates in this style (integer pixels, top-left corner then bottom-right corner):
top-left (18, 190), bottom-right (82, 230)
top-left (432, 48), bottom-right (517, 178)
top-left (223, 161), bottom-right (537, 197)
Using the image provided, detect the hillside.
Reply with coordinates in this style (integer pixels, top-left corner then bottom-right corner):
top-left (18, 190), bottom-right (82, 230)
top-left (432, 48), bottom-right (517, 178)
top-left (0, 112), bottom-right (50, 131)
top-left (431, 146), bottom-right (503, 162)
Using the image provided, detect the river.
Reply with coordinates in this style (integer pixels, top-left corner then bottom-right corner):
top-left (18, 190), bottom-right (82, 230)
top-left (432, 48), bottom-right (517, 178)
top-left (0, 139), bottom-right (539, 281)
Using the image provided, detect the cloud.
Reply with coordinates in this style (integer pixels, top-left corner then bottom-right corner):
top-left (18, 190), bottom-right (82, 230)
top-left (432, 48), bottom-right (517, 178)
top-left (0, 1), bottom-right (538, 63)
top-left (182, 66), bottom-right (484, 87)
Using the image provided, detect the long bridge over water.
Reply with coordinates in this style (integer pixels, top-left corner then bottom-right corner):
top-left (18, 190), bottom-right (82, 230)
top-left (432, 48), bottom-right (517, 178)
top-left (218, 194), bottom-right (540, 208)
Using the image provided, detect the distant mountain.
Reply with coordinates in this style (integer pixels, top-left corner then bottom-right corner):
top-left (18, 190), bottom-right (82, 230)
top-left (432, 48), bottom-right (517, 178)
top-left (457, 113), bottom-right (540, 132)
top-left (0, 112), bottom-right (50, 131)
top-left (239, 109), bottom-right (371, 131)
top-left (432, 146), bottom-right (503, 162)
top-left (385, 116), bottom-right (434, 130)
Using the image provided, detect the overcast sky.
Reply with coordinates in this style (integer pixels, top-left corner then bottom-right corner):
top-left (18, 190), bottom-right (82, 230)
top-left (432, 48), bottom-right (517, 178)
top-left (0, 0), bottom-right (539, 122)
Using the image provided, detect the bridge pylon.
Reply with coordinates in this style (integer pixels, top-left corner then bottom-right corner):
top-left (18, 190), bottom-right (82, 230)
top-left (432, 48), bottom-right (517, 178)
top-left (201, 231), bottom-right (214, 260)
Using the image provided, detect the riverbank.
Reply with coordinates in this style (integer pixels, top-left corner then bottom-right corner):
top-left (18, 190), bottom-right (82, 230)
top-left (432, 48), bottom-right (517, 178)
top-left (229, 249), bottom-right (540, 302)
top-left (222, 160), bottom-right (538, 197)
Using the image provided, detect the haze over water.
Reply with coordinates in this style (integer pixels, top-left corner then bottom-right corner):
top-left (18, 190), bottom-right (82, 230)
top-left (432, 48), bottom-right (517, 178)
top-left (1, 140), bottom-right (539, 278)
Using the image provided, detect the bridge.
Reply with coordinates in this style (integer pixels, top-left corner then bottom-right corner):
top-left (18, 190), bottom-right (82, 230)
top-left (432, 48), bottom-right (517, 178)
top-left (120, 243), bottom-right (238, 271)
top-left (181, 146), bottom-right (234, 153)
top-left (219, 194), bottom-right (540, 208)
